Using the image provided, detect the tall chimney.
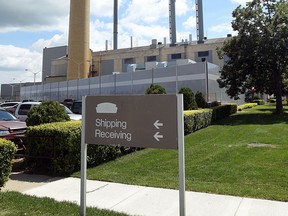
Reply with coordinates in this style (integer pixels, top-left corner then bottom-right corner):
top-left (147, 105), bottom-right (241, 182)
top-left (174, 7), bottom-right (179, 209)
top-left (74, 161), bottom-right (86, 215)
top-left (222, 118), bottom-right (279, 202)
top-left (169, 0), bottom-right (177, 45)
top-left (67, 0), bottom-right (91, 80)
top-left (113, 0), bottom-right (118, 50)
top-left (196, 0), bottom-right (204, 44)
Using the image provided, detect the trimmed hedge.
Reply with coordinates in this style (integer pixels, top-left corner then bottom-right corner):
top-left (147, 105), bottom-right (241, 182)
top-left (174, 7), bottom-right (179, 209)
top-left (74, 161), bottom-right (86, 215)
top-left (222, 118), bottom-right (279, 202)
top-left (184, 109), bottom-right (212, 135)
top-left (211, 104), bottom-right (237, 122)
top-left (25, 121), bottom-right (125, 175)
top-left (238, 103), bottom-right (258, 111)
top-left (183, 104), bottom-right (237, 135)
top-left (0, 139), bottom-right (17, 188)
top-left (24, 103), bottom-right (239, 175)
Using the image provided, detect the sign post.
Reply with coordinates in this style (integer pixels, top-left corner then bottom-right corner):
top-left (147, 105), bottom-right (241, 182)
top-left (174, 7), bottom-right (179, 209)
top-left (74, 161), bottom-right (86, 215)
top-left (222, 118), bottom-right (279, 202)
top-left (80, 96), bottom-right (87, 216)
top-left (177, 95), bottom-right (185, 216)
top-left (80, 95), bottom-right (185, 216)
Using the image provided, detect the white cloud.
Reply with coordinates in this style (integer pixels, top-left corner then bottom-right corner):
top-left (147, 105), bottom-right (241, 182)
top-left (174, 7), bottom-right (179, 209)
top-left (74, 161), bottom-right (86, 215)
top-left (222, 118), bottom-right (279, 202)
top-left (231, 0), bottom-right (252, 5)
top-left (0, 1), bottom-right (69, 33)
top-left (32, 34), bottom-right (68, 53)
top-left (183, 16), bottom-right (196, 30)
top-left (91, 0), bottom-right (124, 17)
top-left (176, 0), bottom-right (194, 16)
top-left (121, 0), bottom-right (168, 24)
top-left (122, 22), bottom-right (169, 44)
top-left (0, 45), bottom-right (42, 84)
top-left (208, 23), bottom-right (237, 37)
top-left (90, 19), bottom-right (114, 51)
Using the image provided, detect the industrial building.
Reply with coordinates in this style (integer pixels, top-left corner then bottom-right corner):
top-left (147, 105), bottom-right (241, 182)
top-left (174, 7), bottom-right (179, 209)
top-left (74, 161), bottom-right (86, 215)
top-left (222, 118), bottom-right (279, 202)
top-left (3, 0), bottom-right (240, 103)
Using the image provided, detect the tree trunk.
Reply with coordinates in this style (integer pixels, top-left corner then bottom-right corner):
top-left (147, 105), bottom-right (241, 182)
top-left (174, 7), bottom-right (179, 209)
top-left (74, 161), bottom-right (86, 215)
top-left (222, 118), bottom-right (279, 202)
top-left (275, 69), bottom-right (283, 114)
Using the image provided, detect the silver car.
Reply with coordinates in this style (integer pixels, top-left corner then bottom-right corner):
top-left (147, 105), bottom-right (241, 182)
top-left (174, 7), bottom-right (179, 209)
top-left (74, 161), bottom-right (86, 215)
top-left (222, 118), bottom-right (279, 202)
top-left (15, 102), bottom-right (81, 121)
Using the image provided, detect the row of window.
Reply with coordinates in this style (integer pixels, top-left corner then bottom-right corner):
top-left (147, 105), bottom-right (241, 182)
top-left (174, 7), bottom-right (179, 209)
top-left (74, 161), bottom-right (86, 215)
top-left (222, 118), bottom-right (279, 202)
top-left (123, 51), bottom-right (211, 64)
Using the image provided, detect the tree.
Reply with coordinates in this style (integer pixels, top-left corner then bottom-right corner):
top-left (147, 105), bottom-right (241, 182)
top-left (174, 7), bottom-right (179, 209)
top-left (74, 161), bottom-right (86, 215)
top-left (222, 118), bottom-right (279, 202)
top-left (179, 87), bottom-right (197, 110)
top-left (217, 0), bottom-right (288, 114)
top-left (195, 91), bottom-right (208, 108)
top-left (145, 84), bottom-right (166, 94)
top-left (26, 100), bottom-right (70, 126)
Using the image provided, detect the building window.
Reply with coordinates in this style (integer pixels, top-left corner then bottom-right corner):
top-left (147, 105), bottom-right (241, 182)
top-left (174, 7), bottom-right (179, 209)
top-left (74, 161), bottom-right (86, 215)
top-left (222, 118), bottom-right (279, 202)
top-left (198, 51), bottom-right (209, 57)
top-left (124, 58), bottom-right (134, 64)
top-left (146, 56), bottom-right (157, 62)
top-left (171, 53), bottom-right (182, 60)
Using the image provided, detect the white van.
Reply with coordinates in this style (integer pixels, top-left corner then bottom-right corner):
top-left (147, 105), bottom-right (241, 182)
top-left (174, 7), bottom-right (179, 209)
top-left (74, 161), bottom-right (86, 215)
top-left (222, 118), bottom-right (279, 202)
top-left (15, 102), bottom-right (81, 121)
top-left (15, 102), bottom-right (40, 121)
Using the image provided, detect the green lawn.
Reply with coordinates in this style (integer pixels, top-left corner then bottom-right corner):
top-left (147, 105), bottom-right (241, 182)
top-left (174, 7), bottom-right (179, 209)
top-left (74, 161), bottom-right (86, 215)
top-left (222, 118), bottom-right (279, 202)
top-left (0, 191), bottom-right (128, 216)
top-left (72, 104), bottom-right (288, 201)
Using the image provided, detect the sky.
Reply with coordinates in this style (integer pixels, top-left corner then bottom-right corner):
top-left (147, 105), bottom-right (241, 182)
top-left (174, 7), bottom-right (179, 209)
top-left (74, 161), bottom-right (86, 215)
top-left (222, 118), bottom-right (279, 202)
top-left (0, 0), bottom-right (251, 86)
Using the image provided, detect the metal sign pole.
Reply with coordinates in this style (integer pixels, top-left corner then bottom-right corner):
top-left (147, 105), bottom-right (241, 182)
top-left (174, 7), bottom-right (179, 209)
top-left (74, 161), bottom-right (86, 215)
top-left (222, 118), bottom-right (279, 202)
top-left (80, 96), bottom-right (87, 216)
top-left (177, 94), bottom-right (186, 216)
top-left (82, 95), bottom-right (184, 215)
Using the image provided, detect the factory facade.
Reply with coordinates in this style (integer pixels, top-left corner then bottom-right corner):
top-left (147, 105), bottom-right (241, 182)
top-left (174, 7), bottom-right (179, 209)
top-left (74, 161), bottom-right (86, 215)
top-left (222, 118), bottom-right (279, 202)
top-left (44, 37), bottom-right (228, 82)
top-left (20, 36), bottom-right (238, 104)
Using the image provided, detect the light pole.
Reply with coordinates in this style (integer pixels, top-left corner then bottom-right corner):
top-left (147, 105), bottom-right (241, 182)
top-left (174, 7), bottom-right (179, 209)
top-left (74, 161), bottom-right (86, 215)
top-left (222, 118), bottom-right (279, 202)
top-left (67, 59), bottom-right (90, 80)
top-left (9, 84), bottom-right (16, 101)
top-left (25, 69), bottom-right (40, 86)
top-left (16, 78), bottom-right (26, 101)
top-left (67, 59), bottom-right (90, 100)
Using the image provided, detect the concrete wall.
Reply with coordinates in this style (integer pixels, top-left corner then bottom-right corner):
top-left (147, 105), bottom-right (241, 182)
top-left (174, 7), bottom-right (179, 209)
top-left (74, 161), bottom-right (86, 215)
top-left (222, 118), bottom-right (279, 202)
top-left (20, 62), bottom-right (241, 104)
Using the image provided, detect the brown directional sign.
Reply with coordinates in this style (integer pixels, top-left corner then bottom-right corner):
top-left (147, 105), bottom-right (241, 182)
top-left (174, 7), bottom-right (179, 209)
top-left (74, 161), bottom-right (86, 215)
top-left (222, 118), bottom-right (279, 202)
top-left (84, 95), bottom-right (181, 149)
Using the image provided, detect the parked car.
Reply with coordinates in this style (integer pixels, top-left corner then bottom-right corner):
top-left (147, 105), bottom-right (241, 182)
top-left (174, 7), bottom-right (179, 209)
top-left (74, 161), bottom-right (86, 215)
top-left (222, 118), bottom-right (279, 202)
top-left (70, 101), bottom-right (82, 114)
top-left (0, 101), bottom-right (21, 108)
top-left (0, 108), bottom-right (27, 145)
top-left (14, 102), bottom-right (40, 121)
top-left (0, 102), bottom-right (21, 114)
top-left (62, 98), bottom-right (75, 109)
top-left (64, 105), bottom-right (82, 121)
top-left (14, 101), bottom-right (82, 121)
top-left (4, 103), bottom-right (20, 114)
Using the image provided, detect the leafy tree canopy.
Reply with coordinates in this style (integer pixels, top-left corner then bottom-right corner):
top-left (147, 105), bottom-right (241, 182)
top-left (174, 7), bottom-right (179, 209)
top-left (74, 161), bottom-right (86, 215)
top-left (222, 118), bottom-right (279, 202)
top-left (217, 0), bottom-right (288, 113)
top-left (179, 87), bottom-right (198, 110)
top-left (26, 100), bottom-right (70, 126)
top-left (145, 84), bottom-right (167, 94)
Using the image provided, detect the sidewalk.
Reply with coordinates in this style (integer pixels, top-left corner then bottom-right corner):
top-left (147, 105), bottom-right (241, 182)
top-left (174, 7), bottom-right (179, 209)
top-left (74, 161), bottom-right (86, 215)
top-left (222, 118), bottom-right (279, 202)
top-left (3, 172), bottom-right (288, 216)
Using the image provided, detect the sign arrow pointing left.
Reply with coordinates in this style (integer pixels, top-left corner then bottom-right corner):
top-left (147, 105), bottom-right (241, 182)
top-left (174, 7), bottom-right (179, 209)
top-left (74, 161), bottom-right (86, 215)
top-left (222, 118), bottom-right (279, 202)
top-left (154, 132), bottom-right (163, 141)
top-left (154, 120), bottom-right (163, 129)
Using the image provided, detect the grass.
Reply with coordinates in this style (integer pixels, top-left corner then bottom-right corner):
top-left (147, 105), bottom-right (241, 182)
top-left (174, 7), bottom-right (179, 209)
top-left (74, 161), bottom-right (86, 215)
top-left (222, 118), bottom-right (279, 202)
top-left (0, 191), bottom-right (128, 216)
top-left (72, 104), bottom-right (288, 201)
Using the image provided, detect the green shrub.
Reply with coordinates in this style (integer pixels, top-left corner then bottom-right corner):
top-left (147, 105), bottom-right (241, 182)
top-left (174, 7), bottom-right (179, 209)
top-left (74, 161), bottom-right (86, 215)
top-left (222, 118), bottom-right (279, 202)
top-left (238, 103), bottom-right (258, 111)
top-left (195, 91), bottom-right (207, 108)
top-left (179, 87), bottom-right (197, 110)
top-left (25, 122), bottom-right (125, 175)
top-left (0, 139), bottom-right (17, 188)
top-left (184, 109), bottom-right (212, 135)
top-left (26, 100), bottom-right (70, 126)
top-left (212, 104), bottom-right (237, 122)
top-left (183, 104), bottom-right (238, 135)
top-left (145, 84), bottom-right (166, 94)
top-left (252, 95), bottom-right (261, 100)
top-left (209, 101), bottom-right (221, 107)
top-left (252, 100), bottom-right (265, 105)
